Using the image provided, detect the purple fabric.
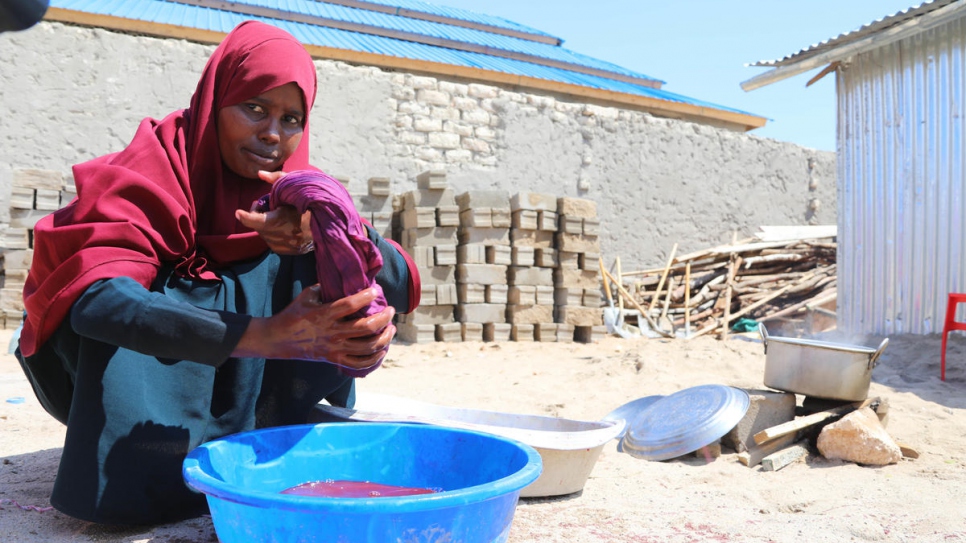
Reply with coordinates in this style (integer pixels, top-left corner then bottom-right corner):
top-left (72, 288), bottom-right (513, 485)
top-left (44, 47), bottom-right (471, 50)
top-left (260, 170), bottom-right (388, 376)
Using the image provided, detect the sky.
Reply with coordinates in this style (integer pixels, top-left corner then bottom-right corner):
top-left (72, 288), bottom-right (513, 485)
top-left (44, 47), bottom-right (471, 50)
top-left (422, 0), bottom-right (924, 152)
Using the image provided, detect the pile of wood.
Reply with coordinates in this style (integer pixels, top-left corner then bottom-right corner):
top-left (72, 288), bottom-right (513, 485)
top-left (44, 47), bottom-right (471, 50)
top-left (602, 226), bottom-right (837, 339)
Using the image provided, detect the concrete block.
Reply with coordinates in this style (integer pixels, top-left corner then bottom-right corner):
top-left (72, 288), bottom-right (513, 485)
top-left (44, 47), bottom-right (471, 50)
top-left (458, 227), bottom-right (509, 246)
top-left (510, 191), bottom-right (557, 212)
top-left (554, 288), bottom-right (584, 306)
top-left (485, 245), bottom-right (512, 266)
top-left (508, 266), bottom-right (553, 286)
top-left (10, 208), bottom-right (49, 229)
top-left (34, 188), bottom-right (61, 211)
top-left (456, 190), bottom-right (510, 211)
top-left (506, 304), bottom-right (554, 324)
top-left (535, 285), bottom-right (555, 306)
top-left (556, 306), bottom-right (602, 326)
top-left (420, 265), bottom-right (455, 285)
top-left (511, 324), bottom-right (535, 342)
top-left (436, 205), bottom-right (460, 227)
top-left (400, 305), bottom-right (455, 325)
top-left (511, 210), bottom-right (538, 230)
top-left (508, 286), bottom-right (537, 305)
top-left (558, 251), bottom-right (580, 269)
top-left (574, 325), bottom-right (607, 343)
top-left (490, 208), bottom-right (511, 228)
top-left (485, 284), bottom-right (508, 304)
top-left (355, 193), bottom-right (393, 213)
top-left (2, 249), bottom-right (32, 270)
top-left (10, 187), bottom-right (34, 209)
top-left (557, 197), bottom-right (598, 218)
top-left (2, 228), bottom-right (29, 250)
top-left (435, 323), bottom-right (463, 342)
top-left (583, 288), bottom-right (602, 307)
top-left (461, 322), bottom-right (484, 342)
top-left (483, 322), bottom-right (512, 342)
top-left (419, 284), bottom-right (438, 306)
top-left (457, 243), bottom-right (487, 264)
top-left (401, 207), bottom-right (436, 229)
top-left (395, 322), bottom-right (436, 343)
top-left (553, 268), bottom-right (600, 289)
top-left (579, 252), bottom-right (601, 270)
top-left (457, 264), bottom-right (507, 285)
top-left (559, 215), bottom-right (583, 235)
top-left (721, 389), bottom-right (797, 454)
top-left (367, 176), bottom-right (391, 196)
top-left (13, 168), bottom-right (63, 190)
top-left (556, 323), bottom-right (575, 343)
top-left (403, 188), bottom-right (455, 209)
top-left (509, 229), bottom-right (553, 248)
top-left (402, 226), bottom-right (458, 247)
top-left (537, 210), bottom-right (557, 231)
top-left (434, 244), bottom-right (457, 266)
top-left (534, 247), bottom-right (557, 268)
top-left (583, 217), bottom-right (601, 236)
top-left (458, 283), bottom-right (486, 304)
top-left (417, 169), bottom-right (448, 190)
top-left (459, 208), bottom-right (492, 228)
top-left (456, 303), bottom-right (506, 324)
top-left (556, 233), bottom-right (601, 254)
top-left (534, 322), bottom-right (557, 342)
top-left (511, 246), bottom-right (534, 267)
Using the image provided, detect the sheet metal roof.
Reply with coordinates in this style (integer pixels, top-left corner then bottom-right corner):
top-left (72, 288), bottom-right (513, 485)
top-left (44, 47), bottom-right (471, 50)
top-left (45, 0), bottom-right (766, 128)
top-left (750, 0), bottom-right (958, 67)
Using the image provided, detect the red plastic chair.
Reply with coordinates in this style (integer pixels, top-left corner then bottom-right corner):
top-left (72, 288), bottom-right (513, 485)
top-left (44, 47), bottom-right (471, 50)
top-left (941, 293), bottom-right (966, 380)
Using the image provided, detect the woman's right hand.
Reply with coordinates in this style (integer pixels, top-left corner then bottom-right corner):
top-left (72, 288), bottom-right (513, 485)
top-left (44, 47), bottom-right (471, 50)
top-left (233, 286), bottom-right (396, 370)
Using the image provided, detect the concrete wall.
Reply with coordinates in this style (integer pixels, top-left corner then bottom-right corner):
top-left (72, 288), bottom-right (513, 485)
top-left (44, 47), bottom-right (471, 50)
top-left (0, 22), bottom-right (836, 270)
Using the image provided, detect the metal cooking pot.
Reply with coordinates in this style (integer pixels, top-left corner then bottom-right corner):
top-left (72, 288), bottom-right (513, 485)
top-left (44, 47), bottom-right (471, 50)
top-left (759, 323), bottom-right (889, 401)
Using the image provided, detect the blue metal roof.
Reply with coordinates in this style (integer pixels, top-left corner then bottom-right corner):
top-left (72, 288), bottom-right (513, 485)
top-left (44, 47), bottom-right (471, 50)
top-left (48, 0), bottom-right (762, 121)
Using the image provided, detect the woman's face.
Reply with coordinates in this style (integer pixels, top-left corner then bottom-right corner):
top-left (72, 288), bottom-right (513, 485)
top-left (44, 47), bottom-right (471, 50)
top-left (217, 82), bottom-right (305, 179)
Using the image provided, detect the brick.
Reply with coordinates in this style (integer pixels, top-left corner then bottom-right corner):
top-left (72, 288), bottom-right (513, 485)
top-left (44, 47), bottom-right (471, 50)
top-left (556, 233), bottom-right (601, 254)
top-left (458, 283), bottom-right (486, 304)
top-left (511, 210), bottom-right (538, 230)
top-left (490, 208), bottom-right (511, 228)
top-left (721, 390), bottom-right (797, 453)
top-left (403, 188), bottom-right (456, 209)
top-left (420, 265), bottom-right (456, 285)
top-left (483, 322), bottom-right (512, 342)
top-left (400, 305), bottom-right (455, 325)
top-left (508, 266), bottom-right (553, 286)
top-left (367, 176), bottom-right (391, 196)
top-left (401, 207), bottom-right (436, 229)
top-left (457, 264), bottom-right (507, 285)
top-left (396, 323), bottom-right (436, 343)
top-left (556, 323), bottom-right (575, 343)
top-left (457, 244), bottom-right (486, 264)
top-left (511, 246), bottom-right (534, 267)
top-left (511, 324), bottom-right (535, 342)
top-left (461, 322), bottom-right (484, 342)
top-left (559, 215), bottom-right (583, 234)
top-left (534, 247), bottom-right (557, 268)
top-left (557, 197), bottom-right (597, 218)
top-left (436, 206), bottom-right (460, 227)
top-left (459, 208), bottom-right (491, 228)
top-left (456, 303), bottom-right (506, 324)
top-left (458, 227), bottom-right (509, 246)
top-left (556, 306), bottom-right (602, 326)
top-left (434, 244), bottom-right (457, 266)
top-left (554, 288), bottom-right (584, 306)
top-left (402, 226), bottom-right (458, 247)
top-left (416, 169), bottom-right (448, 190)
top-left (485, 245), bottom-right (512, 266)
top-left (485, 284), bottom-right (508, 304)
top-left (537, 210), bottom-right (558, 231)
top-left (506, 304), bottom-right (554, 324)
top-left (435, 323), bottom-right (463, 342)
top-left (456, 190), bottom-right (509, 211)
top-left (509, 229), bottom-right (553, 248)
top-left (535, 285), bottom-right (555, 306)
top-left (510, 191), bottom-right (557, 212)
top-left (534, 322), bottom-right (558, 342)
top-left (436, 283), bottom-right (458, 305)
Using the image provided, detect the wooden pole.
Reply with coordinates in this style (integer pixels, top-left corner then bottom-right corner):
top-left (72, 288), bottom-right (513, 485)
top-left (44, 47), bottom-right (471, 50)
top-left (647, 243), bottom-right (678, 313)
top-left (601, 267), bottom-right (673, 338)
top-left (599, 257), bottom-right (614, 307)
top-left (615, 256), bottom-right (624, 313)
top-left (684, 261), bottom-right (692, 337)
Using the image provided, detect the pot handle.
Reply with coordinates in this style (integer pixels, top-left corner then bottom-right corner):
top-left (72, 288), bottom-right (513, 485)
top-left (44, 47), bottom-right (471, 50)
top-left (758, 322), bottom-right (769, 354)
top-left (868, 337), bottom-right (889, 370)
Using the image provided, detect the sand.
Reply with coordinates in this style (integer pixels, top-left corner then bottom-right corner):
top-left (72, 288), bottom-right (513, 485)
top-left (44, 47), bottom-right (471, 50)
top-left (1, 327), bottom-right (965, 542)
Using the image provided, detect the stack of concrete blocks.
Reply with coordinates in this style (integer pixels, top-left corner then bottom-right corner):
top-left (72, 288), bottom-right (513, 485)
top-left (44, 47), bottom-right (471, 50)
top-left (352, 176), bottom-right (395, 239)
top-left (455, 189), bottom-right (512, 342)
top-left (507, 192), bottom-right (563, 342)
top-left (554, 197), bottom-right (606, 343)
top-left (394, 170), bottom-right (461, 343)
top-left (0, 169), bottom-right (75, 329)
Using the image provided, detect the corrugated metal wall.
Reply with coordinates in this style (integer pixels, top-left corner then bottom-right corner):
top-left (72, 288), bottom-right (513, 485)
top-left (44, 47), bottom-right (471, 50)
top-left (837, 16), bottom-right (966, 335)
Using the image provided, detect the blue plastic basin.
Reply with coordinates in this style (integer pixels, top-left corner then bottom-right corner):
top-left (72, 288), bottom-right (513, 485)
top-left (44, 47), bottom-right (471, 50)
top-left (183, 422), bottom-right (542, 543)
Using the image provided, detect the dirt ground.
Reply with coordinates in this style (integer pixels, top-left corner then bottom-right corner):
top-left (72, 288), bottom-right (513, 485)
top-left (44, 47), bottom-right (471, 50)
top-left (1, 327), bottom-right (965, 542)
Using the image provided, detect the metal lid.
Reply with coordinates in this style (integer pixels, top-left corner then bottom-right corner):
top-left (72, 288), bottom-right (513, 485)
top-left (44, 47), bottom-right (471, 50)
top-left (601, 395), bottom-right (664, 442)
top-left (620, 385), bottom-right (750, 461)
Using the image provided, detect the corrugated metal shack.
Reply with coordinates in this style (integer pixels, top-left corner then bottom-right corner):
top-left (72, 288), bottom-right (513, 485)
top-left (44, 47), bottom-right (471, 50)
top-left (744, 0), bottom-right (966, 336)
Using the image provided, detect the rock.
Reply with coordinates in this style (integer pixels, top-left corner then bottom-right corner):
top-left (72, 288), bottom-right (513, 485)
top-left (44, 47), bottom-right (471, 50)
top-left (816, 407), bottom-right (901, 466)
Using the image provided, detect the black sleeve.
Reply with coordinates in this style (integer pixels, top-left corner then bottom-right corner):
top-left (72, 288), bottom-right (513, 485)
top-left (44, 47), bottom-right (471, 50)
top-left (366, 224), bottom-right (412, 312)
top-left (70, 277), bottom-right (251, 367)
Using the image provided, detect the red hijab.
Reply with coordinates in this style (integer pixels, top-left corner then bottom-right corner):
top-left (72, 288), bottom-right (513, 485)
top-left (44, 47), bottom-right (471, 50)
top-left (20, 21), bottom-right (318, 357)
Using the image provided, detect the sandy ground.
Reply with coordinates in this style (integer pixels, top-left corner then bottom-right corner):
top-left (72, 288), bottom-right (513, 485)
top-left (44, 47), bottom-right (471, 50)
top-left (1, 326), bottom-right (965, 542)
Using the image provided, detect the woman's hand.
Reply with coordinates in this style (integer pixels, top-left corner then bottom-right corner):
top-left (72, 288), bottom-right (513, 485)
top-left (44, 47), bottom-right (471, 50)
top-left (234, 286), bottom-right (396, 371)
top-left (235, 170), bottom-right (313, 255)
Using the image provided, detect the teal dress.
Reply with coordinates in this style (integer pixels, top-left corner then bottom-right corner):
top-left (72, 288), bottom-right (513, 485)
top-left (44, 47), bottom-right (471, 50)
top-left (16, 226), bottom-right (412, 525)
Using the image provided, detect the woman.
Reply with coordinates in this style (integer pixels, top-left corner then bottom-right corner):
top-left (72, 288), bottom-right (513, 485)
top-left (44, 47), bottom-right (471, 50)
top-left (15, 20), bottom-right (418, 525)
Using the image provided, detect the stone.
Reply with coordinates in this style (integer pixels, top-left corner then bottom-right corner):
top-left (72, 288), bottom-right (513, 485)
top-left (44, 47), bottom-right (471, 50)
top-left (721, 390), bottom-right (797, 453)
top-left (817, 407), bottom-right (902, 466)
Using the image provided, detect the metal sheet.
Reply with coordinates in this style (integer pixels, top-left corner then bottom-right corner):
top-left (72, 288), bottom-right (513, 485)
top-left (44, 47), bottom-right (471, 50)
top-left (838, 16), bottom-right (966, 335)
top-left (620, 385), bottom-right (749, 461)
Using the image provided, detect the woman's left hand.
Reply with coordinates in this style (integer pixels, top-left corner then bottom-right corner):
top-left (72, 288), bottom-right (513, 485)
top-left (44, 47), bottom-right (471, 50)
top-left (235, 170), bottom-right (314, 255)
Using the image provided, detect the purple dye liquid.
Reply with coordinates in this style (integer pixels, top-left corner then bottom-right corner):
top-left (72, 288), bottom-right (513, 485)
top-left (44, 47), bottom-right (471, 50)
top-left (281, 479), bottom-right (441, 498)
